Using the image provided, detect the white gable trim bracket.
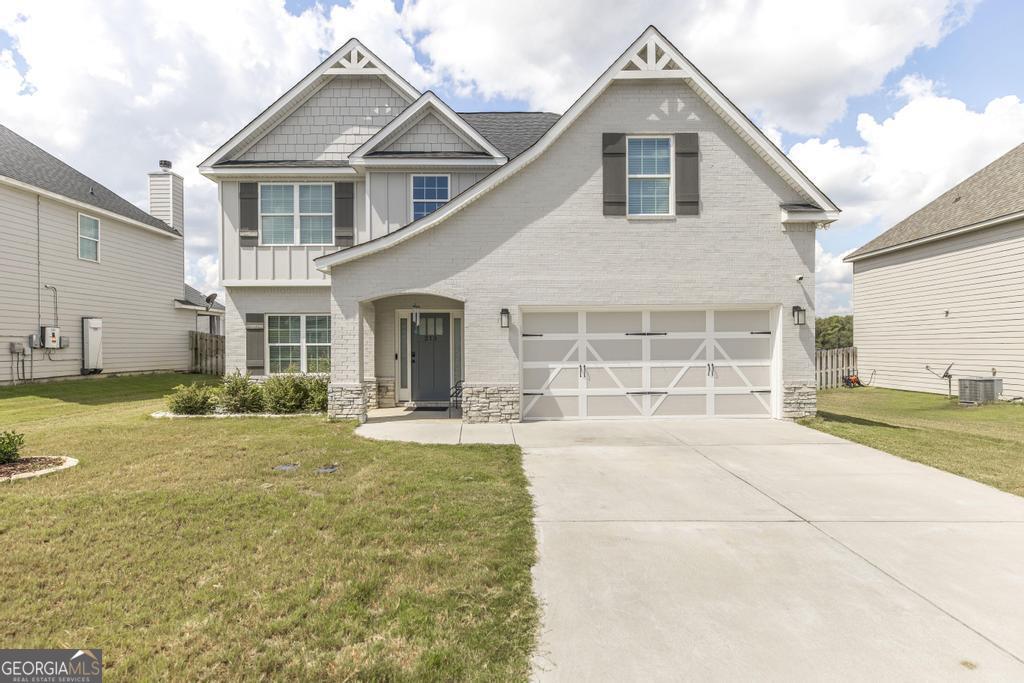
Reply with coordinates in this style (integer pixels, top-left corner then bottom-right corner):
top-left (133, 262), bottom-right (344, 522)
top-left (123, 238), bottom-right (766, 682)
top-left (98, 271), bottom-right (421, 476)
top-left (615, 35), bottom-right (692, 80)
top-left (315, 26), bottom-right (838, 272)
top-left (198, 38), bottom-right (419, 169)
top-left (348, 92), bottom-right (507, 166)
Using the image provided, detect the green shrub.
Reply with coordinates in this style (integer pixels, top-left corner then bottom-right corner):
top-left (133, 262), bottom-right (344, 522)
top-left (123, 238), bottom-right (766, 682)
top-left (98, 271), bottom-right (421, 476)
top-left (262, 374), bottom-right (310, 414)
top-left (166, 383), bottom-right (216, 415)
top-left (220, 372), bottom-right (265, 413)
top-left (303, 374), bottom-right (329, 412)
top-left (0, 430), bottom-right (25, 464)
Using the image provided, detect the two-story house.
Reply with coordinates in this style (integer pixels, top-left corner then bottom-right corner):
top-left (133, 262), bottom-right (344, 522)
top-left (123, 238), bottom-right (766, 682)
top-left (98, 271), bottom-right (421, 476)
top-left (200, 26), bottom-right (838, 422)
top-left (0, 125), bottom-right (222, 384)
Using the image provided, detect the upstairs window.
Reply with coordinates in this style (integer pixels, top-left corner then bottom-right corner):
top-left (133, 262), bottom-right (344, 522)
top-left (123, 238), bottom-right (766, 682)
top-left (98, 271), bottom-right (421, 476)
top-left (78, 213), bottom-right (100, 262)
top-left (411, 175), bottom-right (450, 221)
top-left (259, 184), bottom-right (333, 245)
top-left (626, 137), bottom-right (673, 216)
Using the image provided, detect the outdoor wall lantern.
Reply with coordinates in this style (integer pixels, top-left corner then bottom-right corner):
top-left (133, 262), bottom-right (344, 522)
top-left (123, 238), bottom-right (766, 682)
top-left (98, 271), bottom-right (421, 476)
top-left (411, 304), bottom-right (421, 328)
top-left (500, 308), bottom-right (510, 328)
top-left (792, 305), bottom-right (807, 326)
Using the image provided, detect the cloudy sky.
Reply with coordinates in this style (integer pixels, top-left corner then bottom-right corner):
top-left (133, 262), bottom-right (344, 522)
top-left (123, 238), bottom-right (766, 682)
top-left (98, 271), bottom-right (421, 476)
top-left (2, 0), bottom-right (1022, 315)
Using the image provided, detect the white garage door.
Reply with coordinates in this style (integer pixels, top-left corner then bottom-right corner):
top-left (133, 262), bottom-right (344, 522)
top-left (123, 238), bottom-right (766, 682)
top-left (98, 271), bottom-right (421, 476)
top-left (521, 310), bottom-right (774, 420)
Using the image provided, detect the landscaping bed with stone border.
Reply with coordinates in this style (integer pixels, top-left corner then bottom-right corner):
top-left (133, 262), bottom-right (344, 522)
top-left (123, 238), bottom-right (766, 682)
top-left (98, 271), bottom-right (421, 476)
top-left (1, 456), bottom-right (77, 482)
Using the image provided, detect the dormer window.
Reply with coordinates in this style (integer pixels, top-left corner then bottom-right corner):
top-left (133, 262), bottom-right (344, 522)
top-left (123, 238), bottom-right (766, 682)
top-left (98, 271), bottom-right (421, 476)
top-left (411, 175), bottom-right (450, 221)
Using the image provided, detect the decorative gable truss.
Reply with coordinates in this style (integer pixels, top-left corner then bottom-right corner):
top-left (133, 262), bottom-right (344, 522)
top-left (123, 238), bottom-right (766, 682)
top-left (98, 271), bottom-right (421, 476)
top-left (348, 92), bottom-right (507, 168)
top-left (326, 45), bottom-right (385, 76)
top-left (199, 38), bottom-right (420, 173)
top-left (618, 35), bottom-right (688, 78)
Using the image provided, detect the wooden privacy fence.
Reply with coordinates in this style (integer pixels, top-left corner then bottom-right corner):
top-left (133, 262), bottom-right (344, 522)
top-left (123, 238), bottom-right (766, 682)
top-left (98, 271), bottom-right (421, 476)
top-left (816, 346), bottom-right (857, 389)
top-left (190, 331), bottom-right (225, 375)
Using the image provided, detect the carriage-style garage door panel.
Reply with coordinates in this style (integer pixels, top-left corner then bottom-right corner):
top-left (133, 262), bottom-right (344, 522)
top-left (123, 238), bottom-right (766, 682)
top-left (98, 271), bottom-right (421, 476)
top-left (521, 310), bottom-right (773, 420)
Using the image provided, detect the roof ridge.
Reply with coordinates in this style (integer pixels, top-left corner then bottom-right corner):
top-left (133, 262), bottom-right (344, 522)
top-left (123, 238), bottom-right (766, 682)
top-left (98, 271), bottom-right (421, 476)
top-left (0, 123), bottom-right (176, 234)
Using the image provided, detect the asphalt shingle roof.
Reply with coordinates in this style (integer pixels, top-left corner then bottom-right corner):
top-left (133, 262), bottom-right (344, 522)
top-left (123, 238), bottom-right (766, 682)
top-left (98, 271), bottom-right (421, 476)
top-left (848, 142), bottom-right (1024, 260)
top-left (178, 283), bottom-right (225, 311)
top-left (459, 112), bottom-right (561, 159)
top-left (0, 123), bottom-right (178, 235)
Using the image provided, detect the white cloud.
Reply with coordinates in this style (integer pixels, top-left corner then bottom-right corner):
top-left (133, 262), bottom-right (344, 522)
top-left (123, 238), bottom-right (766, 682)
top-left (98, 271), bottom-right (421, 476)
top-left (792, 77), bottom-right (1024, 314)
top-left (0, 0), bottom-right (998, 317)
top-left (791, 77), bottom-right (1024, 233)
top-left (187, 254), bottom-right (221, 296)
top-left (402, 0), bottom-right (976, 134)
top-left (815, 241), bottom-right (853, 316)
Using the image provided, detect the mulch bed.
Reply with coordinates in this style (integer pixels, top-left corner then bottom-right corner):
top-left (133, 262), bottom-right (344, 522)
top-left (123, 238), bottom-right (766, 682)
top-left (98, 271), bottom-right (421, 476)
top-left (0, 457), bottom-right (66, 479)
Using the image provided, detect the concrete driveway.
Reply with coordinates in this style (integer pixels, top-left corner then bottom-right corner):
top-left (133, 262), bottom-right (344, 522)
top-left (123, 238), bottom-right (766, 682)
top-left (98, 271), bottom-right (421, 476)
top-left (519, 419), bottom-right (1024, 681)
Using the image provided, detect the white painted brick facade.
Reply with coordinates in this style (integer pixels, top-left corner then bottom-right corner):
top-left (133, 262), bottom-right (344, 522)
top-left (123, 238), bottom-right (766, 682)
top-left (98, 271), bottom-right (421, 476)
top-left (326, 80), bottom-right (818, 418)
top-left (238, 76), bottom-right (408, 161)
top-left (223, 286), bottom-right (330, 375)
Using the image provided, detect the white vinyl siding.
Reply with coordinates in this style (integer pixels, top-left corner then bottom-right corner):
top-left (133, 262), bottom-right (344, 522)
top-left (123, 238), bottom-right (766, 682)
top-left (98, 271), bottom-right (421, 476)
top-left (266, 314), bottom-right (331, 374)
top-left (627, 136), bottom-right (673, 216)
top-left (259, 184), bottom-right (333, 246)
top-left (78, 213), bottom-right (100, 262)
top-left (853, 218), bottom-right (1024, 398)
top-left (1, 183), bottom-right (193, 384)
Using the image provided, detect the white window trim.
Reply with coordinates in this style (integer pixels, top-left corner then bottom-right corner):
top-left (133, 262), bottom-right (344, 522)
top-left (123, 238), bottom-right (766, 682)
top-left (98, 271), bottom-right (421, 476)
top-left (258, 183), bottom-right (335, 247)
top-left (78, 212), bottom-right (100, 262)
top-left (264, 313), bottom-right (331, 374)
top-left (625, 135), bottom-right (675, 218)
top-left (409, 173), bottom-right (451, 222)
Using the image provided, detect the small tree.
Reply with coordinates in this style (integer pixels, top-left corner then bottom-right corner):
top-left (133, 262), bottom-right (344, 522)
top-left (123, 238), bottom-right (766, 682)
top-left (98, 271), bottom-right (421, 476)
top-left (816, 315), bottom-right (853, 350)
top-left (0, 430), bottom-right (25, 464)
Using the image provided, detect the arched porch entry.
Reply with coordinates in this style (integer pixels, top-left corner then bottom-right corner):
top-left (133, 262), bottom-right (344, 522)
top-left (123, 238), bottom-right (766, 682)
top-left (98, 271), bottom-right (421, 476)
top-left (366, 293), bottom-right (465, 409)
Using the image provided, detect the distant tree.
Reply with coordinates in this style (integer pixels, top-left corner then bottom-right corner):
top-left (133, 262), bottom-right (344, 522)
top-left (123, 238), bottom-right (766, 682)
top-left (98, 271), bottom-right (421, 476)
top-left (816, 315), bottom-right (853, 349)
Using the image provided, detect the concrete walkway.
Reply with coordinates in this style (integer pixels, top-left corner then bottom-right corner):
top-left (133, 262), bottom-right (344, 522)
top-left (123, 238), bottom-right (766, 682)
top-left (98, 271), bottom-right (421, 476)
top-left (356, 415), bottom-right (1024, 680)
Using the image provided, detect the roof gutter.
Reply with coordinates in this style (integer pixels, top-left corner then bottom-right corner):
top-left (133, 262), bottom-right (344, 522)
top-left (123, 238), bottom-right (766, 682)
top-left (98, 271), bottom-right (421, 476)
top-left (844, 208), bottom-right (1024, 263)
top-left (0, 175), bottom-right (180, 238)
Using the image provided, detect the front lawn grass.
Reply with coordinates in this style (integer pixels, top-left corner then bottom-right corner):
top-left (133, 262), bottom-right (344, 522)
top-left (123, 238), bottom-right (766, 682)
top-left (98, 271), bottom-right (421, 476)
top-left (0, 374), bottom-right (537, 680)
top-left (800, 387), bottom-right (1024, 497)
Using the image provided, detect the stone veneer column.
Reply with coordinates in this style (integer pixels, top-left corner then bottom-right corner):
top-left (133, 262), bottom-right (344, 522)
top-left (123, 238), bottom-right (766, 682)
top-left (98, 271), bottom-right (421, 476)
top-left (462, 383), bottom-right (520, 423)
top-left (328, 296), bottom-right (367, 421)
top-left (782, 383), bottom-right (816, 418)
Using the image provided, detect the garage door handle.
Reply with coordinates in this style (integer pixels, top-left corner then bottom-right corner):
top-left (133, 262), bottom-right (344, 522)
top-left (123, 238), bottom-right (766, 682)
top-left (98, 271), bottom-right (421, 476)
top-left (523, 392), bottom-right (543, 396)
top-left (750, 331), bottom-right (771, 335)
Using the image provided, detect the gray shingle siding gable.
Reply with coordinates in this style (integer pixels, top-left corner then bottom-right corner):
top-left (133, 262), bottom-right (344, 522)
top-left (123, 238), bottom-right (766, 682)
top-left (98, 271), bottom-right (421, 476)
top-left (0, 124), bottom-right (177, 235)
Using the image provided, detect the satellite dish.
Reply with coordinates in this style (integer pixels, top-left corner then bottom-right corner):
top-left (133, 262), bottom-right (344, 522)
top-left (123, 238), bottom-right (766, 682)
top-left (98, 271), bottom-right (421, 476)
top-left (204, 292), bottom-right (218, 310)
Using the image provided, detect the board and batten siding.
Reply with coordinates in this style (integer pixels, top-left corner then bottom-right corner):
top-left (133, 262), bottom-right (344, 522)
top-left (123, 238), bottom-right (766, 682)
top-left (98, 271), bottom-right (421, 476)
top-left (853, 217), bottom-right (1024, 398)
top-left (220, 180), bottom-right (361, 283)
top-left (365, 171), bottom-right (489, 241)
top-left (0, 182), bottom-right (194, 384)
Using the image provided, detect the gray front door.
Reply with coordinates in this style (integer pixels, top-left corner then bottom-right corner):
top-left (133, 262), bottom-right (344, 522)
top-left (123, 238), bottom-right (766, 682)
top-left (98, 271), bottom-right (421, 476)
top-left (412, 312), bottom-right (451, 401)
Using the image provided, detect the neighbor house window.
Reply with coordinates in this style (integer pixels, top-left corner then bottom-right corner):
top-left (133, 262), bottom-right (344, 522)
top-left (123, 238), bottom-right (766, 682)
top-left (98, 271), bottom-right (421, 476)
top-left (78, 213), bottom-right (100, 261)
top-left (267, 315), bottom-right (330, 374)
top-left (411, 175), bottom-right (450, 220)
top-left (626, 137), bottom-right (672, 216)
top-left (259, 184), bottom-right (333, 245)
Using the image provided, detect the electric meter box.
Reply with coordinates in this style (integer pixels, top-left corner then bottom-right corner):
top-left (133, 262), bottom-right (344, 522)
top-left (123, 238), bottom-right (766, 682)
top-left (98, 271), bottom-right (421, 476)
top-left (41, 326), bottom-right (60, 349)
top-left (82, 317), bottom-right (103, 374)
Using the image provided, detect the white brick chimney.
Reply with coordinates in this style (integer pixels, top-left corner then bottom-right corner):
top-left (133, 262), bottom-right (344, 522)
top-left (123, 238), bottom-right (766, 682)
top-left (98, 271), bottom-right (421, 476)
top-left (148, 160), bottom-right (184, 232)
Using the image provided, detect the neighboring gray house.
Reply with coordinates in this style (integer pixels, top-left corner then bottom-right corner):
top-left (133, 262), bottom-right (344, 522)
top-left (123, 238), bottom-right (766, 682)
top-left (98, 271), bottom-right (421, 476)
top-left (846, 143), bottom-right (1024, 399)
top-left (200, 26), bottom-right (839, 422)
top-left (0, 124), bottom-right (217, 384)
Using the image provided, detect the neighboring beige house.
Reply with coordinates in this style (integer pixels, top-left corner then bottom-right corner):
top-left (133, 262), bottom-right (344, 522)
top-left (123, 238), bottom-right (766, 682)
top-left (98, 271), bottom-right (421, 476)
top-left (846, 143), bottom-right (1024, 399)
top-left (0, 125), bottom-right (222, 384)
top-left (200, 26), bottom-right (839, 422)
